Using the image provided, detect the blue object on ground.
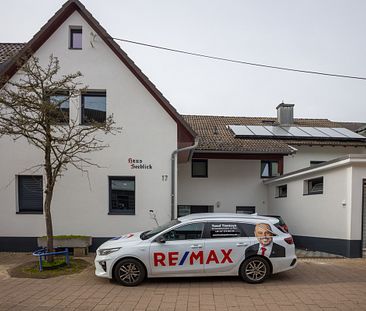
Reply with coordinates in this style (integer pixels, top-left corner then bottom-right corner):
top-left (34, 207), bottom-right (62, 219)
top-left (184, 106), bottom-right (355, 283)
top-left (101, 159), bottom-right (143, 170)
top-left (32, 248), bottom-right (70, 271)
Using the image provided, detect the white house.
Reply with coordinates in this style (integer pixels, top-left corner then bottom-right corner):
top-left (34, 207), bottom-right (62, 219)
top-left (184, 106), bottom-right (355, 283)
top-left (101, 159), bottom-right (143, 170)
top-left (178, 106), bottom-right (366, 257)
top-left (0, 0), bottom-right (196, 251)
top-left (1, 0), bottom-right (366, 258)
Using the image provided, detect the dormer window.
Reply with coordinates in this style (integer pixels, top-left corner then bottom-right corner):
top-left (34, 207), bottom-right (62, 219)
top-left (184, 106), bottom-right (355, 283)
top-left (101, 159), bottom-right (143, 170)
top-left (70, 27), bottom-right (82, 49)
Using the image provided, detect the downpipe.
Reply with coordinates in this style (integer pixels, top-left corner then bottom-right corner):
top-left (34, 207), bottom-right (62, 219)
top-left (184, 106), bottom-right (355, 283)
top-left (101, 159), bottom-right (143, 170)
top-left (171, 138), bottom-right (199, 220)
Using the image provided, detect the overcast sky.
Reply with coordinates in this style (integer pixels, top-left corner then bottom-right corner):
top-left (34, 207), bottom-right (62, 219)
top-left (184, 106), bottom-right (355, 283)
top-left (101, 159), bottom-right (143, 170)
top-left (1, 0), bottom-right (366, 122)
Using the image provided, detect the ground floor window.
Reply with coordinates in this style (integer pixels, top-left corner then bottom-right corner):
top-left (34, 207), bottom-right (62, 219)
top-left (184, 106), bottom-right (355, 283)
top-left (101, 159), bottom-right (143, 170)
top-left (17, 175), bottom-right (43, 214)
top-left (304, 177), bottom-right (323, 195)
top-left (109, 176), bottom-right (135, 215)
top-left (178, 205), bottom-right (214, 217)
top-left (236, 206), bottom-right (255, 214)
top-left (275, 185), bottom-right (287, 198)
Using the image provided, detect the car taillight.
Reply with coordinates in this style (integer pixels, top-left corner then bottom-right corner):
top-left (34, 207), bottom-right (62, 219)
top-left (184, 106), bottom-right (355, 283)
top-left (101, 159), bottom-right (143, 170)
top-left (284, 236), bottom-right (294, 245)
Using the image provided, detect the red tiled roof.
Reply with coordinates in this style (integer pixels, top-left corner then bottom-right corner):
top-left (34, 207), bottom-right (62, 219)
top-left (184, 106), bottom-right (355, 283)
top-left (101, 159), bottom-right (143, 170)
top-left (183, 115), bottom-right (366, 154)
top-left (0, 43), bottom-right (26, 64)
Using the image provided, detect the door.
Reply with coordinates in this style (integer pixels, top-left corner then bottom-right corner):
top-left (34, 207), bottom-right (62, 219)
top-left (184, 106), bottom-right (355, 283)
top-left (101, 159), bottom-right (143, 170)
top-left (203, 222), bottom-right (254, 274)
top-left (149, 222), bottom-right (205, 275)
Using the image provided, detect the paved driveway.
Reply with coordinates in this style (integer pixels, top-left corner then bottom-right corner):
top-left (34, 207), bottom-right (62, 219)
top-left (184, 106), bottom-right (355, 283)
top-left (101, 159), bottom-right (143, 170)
top-left (0, 253), bottom-right (366, 311)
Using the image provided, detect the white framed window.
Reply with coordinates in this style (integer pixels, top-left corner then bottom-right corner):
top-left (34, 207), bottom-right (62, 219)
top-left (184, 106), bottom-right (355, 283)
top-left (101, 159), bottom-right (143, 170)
top-left (304, 177), bottom-right (323, 195)
top-left (69, 26), bottom-right (82, 49)
top-left (275, 185), bottom-right (287, 198)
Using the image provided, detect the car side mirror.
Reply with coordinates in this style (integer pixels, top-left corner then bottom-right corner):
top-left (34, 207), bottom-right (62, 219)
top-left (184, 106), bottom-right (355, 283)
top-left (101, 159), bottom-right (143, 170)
top-left (156, 235), bottom-right (166, 244)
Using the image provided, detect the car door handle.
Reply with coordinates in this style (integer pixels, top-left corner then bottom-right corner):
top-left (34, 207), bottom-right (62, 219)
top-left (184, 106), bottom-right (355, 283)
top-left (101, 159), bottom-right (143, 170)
top-left (190, 244), bottom-right (202, 249)
top-left (236, 242), bottom-right (249, 247)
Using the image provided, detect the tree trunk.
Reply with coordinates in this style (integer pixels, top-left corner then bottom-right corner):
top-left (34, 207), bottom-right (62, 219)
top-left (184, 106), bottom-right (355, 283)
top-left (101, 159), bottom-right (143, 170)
top-left (44, 185), bottom-right (54, 262)
top-left (44, 128), bottom-right (55, 263)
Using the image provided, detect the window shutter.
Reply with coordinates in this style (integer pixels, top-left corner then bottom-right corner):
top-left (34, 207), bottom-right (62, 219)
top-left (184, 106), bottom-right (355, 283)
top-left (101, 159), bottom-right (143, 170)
top-left (18, 176), bottom-right (43, 212)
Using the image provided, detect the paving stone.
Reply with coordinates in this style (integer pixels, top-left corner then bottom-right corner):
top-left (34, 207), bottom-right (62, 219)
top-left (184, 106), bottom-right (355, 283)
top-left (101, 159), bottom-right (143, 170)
top-left (1, 253), bottom-right (366, 310)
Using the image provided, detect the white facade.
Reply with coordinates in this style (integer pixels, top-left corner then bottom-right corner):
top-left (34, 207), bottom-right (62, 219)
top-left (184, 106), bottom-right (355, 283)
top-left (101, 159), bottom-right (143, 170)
top-left (0, 11), bottom-right (179, 238)
top-left (265, 155), bottom-right (366, 257)
top-left (178, 159), bottom-right (268, 214)
top-left (1, 1), bottom-right (366, 258)
top-left (284, 145), bottom-right (365, 173)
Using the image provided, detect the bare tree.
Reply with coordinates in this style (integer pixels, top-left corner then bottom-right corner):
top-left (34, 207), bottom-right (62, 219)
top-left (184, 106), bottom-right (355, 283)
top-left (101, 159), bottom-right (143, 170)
top-left (0, 55), bottom-right (120, 260)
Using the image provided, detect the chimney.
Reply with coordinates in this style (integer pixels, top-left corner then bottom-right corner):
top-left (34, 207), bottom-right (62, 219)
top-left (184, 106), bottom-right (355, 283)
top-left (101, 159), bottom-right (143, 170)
top-left (276, 102), bottom-right (294, 125)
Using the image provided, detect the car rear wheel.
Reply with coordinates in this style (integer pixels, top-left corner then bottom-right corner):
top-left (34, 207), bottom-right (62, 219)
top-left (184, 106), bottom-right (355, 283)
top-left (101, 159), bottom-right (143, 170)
top-left (113, 258), bottom-right (146, 286)
top-left (240, 256), bottom-right (269, 284)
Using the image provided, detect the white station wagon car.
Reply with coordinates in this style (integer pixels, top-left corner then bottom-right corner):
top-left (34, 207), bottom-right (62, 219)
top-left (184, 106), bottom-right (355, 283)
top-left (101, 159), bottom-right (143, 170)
top-left (95, 213), bottom-right (297, 286)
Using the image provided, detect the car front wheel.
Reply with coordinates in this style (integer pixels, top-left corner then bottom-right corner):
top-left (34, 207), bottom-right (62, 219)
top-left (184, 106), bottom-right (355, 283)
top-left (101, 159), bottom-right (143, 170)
top-left (240, 256), bottom-right (270, 284)
top-left (113, 258), bottom-right (146, 286)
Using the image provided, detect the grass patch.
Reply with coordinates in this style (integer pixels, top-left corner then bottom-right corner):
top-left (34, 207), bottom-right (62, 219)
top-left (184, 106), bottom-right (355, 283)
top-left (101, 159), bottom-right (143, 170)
top-left (8, 257), bottom-right (90, 279)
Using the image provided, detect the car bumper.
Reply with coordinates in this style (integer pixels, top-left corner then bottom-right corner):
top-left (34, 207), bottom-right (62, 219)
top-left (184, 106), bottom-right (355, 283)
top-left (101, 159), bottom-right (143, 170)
top-left (272, 255), bottom-right (297, 274)
top-left (94, 255), bottom-right (114, 279)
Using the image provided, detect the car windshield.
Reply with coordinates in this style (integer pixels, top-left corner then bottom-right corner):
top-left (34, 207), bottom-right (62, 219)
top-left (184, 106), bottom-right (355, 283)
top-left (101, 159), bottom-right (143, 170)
top-left (140, 219), bottom-right (181, 240)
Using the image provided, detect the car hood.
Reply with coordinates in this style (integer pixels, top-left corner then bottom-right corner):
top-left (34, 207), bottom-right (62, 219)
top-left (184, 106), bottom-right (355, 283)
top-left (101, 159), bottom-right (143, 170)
top-left (99, 231), bottom-right (144, 249)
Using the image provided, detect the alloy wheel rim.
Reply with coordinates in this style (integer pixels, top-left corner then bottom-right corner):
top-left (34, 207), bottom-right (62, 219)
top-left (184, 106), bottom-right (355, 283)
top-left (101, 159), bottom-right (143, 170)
top-left (245, 260), bottom-right (266, 281)
top-left (119, 263), bottom-right (141, 283)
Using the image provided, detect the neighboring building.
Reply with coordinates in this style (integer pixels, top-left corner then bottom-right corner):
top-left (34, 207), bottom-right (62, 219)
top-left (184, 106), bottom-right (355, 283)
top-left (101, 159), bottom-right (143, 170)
top-left (1, 0), bottom-right (366, 258)
top-left (179, 104), bottom-right (366, 257)
top-left (265, 155), bottom-right (366, 258)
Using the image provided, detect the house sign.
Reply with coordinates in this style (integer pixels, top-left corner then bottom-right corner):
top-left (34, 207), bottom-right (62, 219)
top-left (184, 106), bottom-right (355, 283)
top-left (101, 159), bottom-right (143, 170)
top-left (128, 158), bottom-right (152, 169)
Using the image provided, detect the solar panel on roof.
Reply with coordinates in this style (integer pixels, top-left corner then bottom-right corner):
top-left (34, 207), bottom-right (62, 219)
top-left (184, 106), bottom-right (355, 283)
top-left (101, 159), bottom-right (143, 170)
top-left (264, 126), bottom-right (292, 136)
top-left (298, 127), bottom-right (330, 138)
top-left (228, 125), bottom-right (366, 141)
top-left (332, 127), bottom-right (366, 139)
top-left (228, 125), bottom-right (254, 136)
top-left (282, 127), bottom-right (311, 137)
top-left (247, 125), bottom-right (273, 136)
top-left (315, 127), bottom-right (347, 138)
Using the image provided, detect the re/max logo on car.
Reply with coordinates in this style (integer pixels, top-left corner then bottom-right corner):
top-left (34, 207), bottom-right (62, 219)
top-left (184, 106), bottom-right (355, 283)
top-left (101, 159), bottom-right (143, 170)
top-left (153, 249), bottom-right (233, 266)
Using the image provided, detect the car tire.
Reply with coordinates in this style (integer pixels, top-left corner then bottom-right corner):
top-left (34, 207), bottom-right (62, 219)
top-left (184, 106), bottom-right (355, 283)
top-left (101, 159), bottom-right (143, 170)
top-left (240, 256), bottom-right (270, 284)
top-left (113, 258), bottom-right (146, 286)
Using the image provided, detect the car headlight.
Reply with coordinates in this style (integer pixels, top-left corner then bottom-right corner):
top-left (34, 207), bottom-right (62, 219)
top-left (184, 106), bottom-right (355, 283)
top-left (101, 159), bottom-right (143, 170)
top-left (98, 247), bottom-right (121, 256)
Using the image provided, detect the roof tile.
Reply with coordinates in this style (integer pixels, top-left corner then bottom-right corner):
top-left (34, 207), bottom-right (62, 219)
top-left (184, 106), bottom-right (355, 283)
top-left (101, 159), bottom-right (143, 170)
top-left (183, 115), bottom-right (366, 154)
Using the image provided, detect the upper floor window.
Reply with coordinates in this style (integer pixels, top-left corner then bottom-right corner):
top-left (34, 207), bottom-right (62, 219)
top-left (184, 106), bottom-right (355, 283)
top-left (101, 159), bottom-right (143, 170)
top-left (261, 160), bottom-right (279, 178)
top-left (304, 177), bottom-right (323, 195)
top-left (192, 159), bottom-right (208, 178)
top-left (17, 176), bottom-right (43, 214)
top-left (50, 91), bottom-right (69, 124)
top-left (81, 91), bottom-right (106, 124)
top-left (70, 27), bottom-right (82, 49)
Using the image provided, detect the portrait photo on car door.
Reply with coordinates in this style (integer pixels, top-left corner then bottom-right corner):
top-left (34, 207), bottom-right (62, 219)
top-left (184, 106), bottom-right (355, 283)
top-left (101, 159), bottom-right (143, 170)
top-left (245, 223), bottom-right (286, 258)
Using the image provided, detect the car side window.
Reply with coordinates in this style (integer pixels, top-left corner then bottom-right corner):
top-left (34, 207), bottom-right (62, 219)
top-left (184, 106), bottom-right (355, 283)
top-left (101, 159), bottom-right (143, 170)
top-left (239, 223), bottom-right (256, 237)
top-left (239, 223), bottom-right (277, 238)
top-left (205, 222), bottom-right (244, 238)
top-left (163, 223), bottom-right (204, 241)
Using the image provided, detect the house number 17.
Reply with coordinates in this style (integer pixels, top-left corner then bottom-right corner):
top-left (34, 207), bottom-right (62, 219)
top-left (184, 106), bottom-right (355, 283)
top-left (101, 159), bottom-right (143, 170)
top-left (162, 175), bottom-right (168, 181)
